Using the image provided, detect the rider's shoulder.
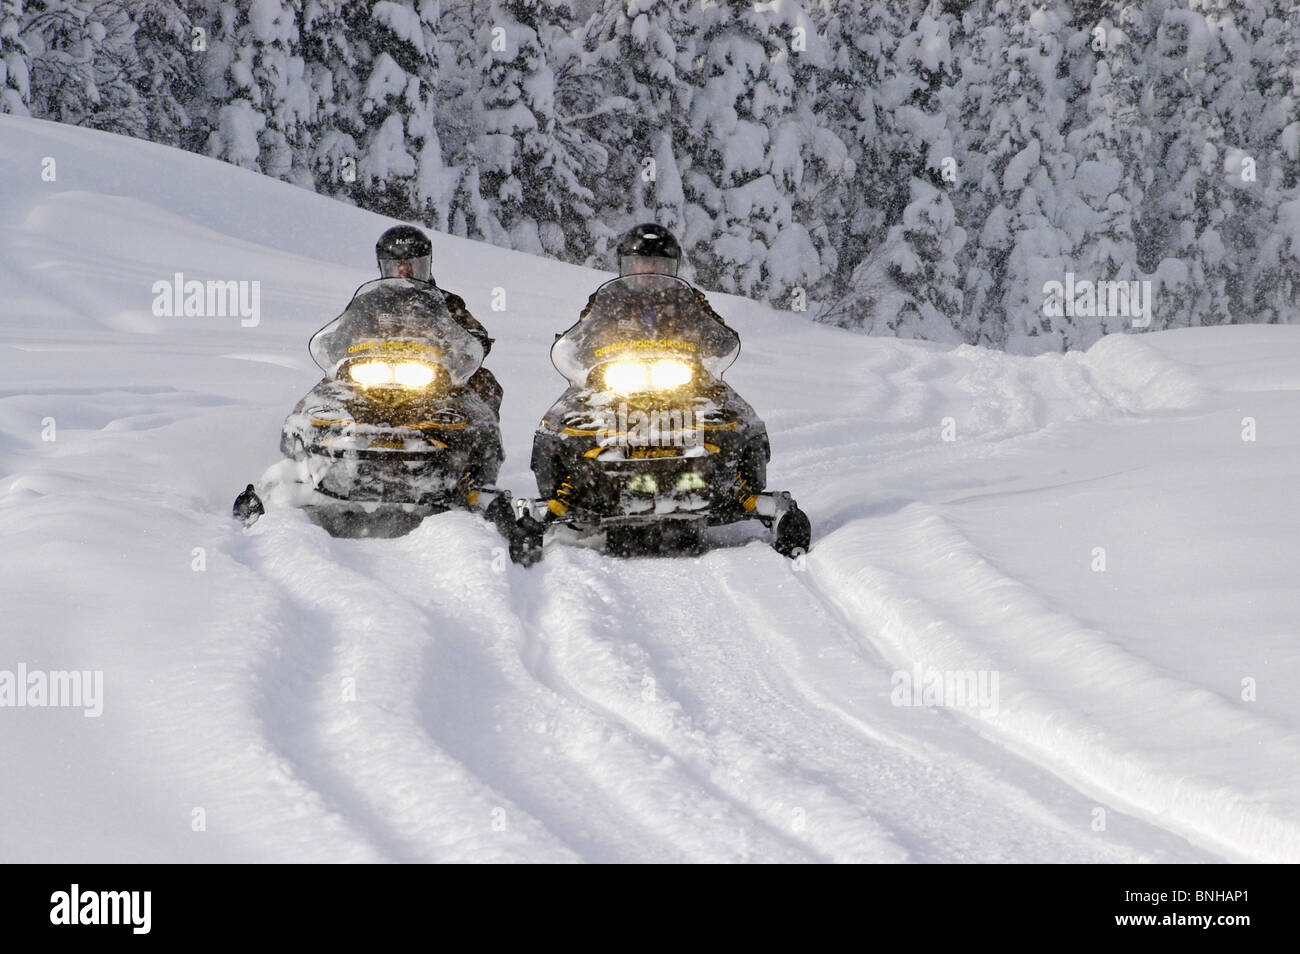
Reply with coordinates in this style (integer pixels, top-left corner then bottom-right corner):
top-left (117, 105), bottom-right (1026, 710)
top-left (687, 285), bottom-right (728, 322)
top-left (426, 284), bottom-right (469, 315)
top-left (578, 288), bottom-right (601, 318)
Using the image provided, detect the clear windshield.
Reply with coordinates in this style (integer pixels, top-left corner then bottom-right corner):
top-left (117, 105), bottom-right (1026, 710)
top-left (551, 275), bottom-right (739, 388)
top-left (308, 278), bottom-right (483, 385)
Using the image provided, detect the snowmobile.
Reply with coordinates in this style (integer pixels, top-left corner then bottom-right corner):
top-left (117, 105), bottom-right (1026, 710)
top-left (232, 277), bottom-right (515, 539)
top-left (510, 272), bottom-right (811, 563)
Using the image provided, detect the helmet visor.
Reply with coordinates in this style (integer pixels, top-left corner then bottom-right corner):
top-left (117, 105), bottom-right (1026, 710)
top-left (618, 254), bottom-right (679, 278)
top-left (379, 255), bottom-right (432, 282)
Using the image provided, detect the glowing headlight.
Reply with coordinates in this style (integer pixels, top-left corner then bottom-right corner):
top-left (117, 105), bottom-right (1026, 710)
top-left (349, 360), bottom-right (393, 386)
top-left (602, 361), bottom-right (648, 394)
top-left (348, 360), bottom-right (438, 389)
top-left (601, 359), bottom-right (693, 395)
top-left (393, 361), bottom-right (435, 388)
top-left (649, 359), bottom-right (693, 390)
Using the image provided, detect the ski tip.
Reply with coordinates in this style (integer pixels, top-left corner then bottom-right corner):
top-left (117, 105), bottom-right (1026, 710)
top-left (233, 484), bottom-right (266, 526)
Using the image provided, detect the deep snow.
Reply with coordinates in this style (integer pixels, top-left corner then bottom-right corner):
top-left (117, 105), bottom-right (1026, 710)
top-left (1, 115), bottom-right (1297, 862)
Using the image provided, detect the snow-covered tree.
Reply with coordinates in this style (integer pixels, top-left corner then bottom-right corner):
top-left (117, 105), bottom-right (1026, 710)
top-left (842, 176), bottom-right (966, 342)
top-left (1251, 198), bottom-right (1300, 323)
top-left (949, 4), bottom-right (1007, 345)
top-left (197, 0), bottom-right (315, 183)
top-left (345, 1), bottom-right (456, 225)
top-left (586, 0), bottom-right (693, 260)
top-left (962, 1), bottom-right (1074, 352)
top-left (19, 0), bottom-right (167, 135)
top-left (0, 0), bottom-right (31, 115)
top-left (1142, 6), bottom-right (1233, 331)
top-left (471, 0), bottom-right (597, 257)
top-left (680, 0), bottom-right (832, 300)
top-left (813, 1), bottom-right (903, 309)
top-left (1247, 2), bottom-right (1300, 322)
top-left (1058, 6), bottom-right (1151, 347)
top-left (292, 0), bottom-right (360, 203)
top-left (2, 0), bottom-right (1297, 351)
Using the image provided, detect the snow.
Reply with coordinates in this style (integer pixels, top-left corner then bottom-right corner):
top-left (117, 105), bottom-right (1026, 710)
top-left (1002, 138), bottom-right (1040, 193)
top-left (2, 115), bottom-right (1298, 862)
top-left (360, 113), bottom-right (416, 182)
top-left (1278, 197), bottom-right (1300, 246)
top-left (1283, 122), bottom-right (1300, 163)
top-left (903, 14), bottom-right (952, 74)
top-left (371, 2), bottom-right (427, 56)
top-left (1072, 159), bottom-right (1120, 200)
top-left (248, 0), bottom-right (291, 44)
top-left (210, 100), bottom-right (266, 170)
top-left (363, 52), bottom-right (408, 107)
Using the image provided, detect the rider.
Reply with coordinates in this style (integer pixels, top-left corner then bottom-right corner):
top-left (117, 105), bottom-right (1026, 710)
top-left (513, 223), bottom-right (722, 557)
top-left (375, 225), bottom-right (503, 415)
top-left (578, 222), bottom-right (729, 326)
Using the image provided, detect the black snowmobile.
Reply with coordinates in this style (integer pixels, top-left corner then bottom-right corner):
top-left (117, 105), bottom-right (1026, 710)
top-left (511, 272), bottom-right (811, 563)
top-left (233, 277), bottom-right (514, 538)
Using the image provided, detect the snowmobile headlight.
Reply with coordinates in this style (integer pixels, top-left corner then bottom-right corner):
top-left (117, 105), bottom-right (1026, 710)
top-left (601, 359), bottom-right (693, 395)
top-left (602, 361), bottom-right (649, 394)
top-left (649, 359), bottom-right (693, 390)
top-left (392, 361), bottom-right (436, 388)
top-left (348, 359), bottom-right (439, 389)
top-left (349, 360), bottom-right (394, 387)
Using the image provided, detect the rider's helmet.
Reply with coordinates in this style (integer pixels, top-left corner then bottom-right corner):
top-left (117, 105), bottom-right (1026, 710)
top-left (376, 225), bottom-right (433, 282)
top-left (617, 223), bottom-right (681, 278)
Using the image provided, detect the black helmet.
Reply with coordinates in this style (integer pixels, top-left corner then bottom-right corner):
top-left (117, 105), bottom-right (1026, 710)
top-left (617, 223), bottom-right (681, 277)
top-left (376, 225), bottom-right (433, 281)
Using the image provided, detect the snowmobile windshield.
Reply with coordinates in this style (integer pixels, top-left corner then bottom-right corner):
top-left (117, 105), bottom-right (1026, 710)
top-left (551, 274), bottom-right (739, 389)
top-left (308, 278), bottom-right (483, 385)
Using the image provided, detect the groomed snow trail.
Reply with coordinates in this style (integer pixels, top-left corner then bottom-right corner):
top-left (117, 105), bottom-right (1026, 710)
top-left (2, 116), bottom-right (1295, 862)
top-left (213, 506), bottom-right (1215, 862)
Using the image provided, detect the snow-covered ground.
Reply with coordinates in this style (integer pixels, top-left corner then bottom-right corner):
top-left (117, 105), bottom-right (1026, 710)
top-left (1, 115), bottom-right (1297, 863)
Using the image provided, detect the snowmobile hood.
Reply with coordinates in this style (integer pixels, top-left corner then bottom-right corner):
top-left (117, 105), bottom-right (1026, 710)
top-left (551, 275), bottom-right (740, 389)
top-left (308, 278), bottom-right (484, 385)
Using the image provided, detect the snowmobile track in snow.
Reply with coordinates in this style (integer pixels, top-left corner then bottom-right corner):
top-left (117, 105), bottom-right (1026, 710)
top-left (230, 508), bottom-right (1220, 862)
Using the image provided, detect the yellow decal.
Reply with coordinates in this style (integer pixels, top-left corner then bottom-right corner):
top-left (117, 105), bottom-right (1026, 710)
top-left (593, 339), bottom-right (697, 359)
top-left (629, 447), bottom-right (680, 459)
top-left (346, 340), bottom-right (442, 356)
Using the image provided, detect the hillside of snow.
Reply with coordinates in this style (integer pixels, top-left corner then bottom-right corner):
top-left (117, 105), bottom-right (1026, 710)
top-left (1, 115), bottom-right (1297, 863)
